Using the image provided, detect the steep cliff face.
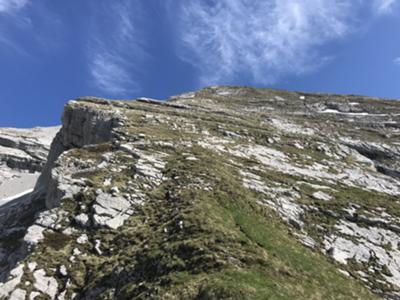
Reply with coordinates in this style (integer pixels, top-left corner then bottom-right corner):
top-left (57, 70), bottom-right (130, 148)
top-left (35, 98), bottom-right (124, 209)
top-left (1, 87), bottom-right (400, 299)
top-left (0, 126), bottom-right (59, 290)
top-left (0, 100), bottom-right (123, 287)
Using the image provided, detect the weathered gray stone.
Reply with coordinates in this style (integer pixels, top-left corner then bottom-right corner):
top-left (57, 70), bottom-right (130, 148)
top-left (28, 262), bottom-right (37, 272)
top-left (312, 191), bottom-right (332, 201)
top-left (0, 126), bottom-right (59, 179)
top-left (295, 233), bottom-right (317, 249)
top-left (24, 225), bottom-right (45, 247)
top-left (29, 291), bottom-right (41, 300)
top-left (94, 239), bottom-right (102, 255)
top-left (33, 269), bottom-right (58, 299)
top-left (0, 264), bottom-right (24, 298)
top-left (77, 234), bottom-right (89, 245)
top-left (59, 265), bottom-right (68, 277)
top-left (9, 288), bottom-right (26, 300)
top-left (96, 193), bottom-right (130, 212)
top-left (74, 213), bottom-right (90, 228)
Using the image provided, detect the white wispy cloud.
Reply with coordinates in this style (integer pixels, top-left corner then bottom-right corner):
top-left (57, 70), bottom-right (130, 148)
top-left (0, 1), bottom-right (62, 57)
top-left (0, 0), bottom-right (28, 14)
top-left (373, 0), bottom-right (397, 14)
top-left (0, 34), bottom-right (28, 56)
top-left (0, 0), bottom-right (31, 55)
top-left (88, 1), bottom-right (148, 97)
top-left (394, 57), bottom-right (400, 66)
top-left (90, 52), bottom-right (141, 96)
top-left (171, 0), bottom-right (395, 86)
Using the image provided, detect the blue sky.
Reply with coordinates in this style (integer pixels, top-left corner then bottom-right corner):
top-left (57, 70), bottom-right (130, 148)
top-left (0, 0), bottom-right (399, 127)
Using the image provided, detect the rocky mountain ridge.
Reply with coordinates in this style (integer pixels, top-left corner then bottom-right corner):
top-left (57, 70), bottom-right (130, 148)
top-left (0, 86), bottom-right (400, 299)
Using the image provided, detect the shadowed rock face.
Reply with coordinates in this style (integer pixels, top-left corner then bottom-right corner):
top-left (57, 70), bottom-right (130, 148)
top-left (1, 86), bottom-right (400, 299)
top-left (0, 126), bottom-right (59, 285)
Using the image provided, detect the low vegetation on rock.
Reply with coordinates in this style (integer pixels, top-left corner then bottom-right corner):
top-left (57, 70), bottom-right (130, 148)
top-left (1, 86), bottom-right (400, 299)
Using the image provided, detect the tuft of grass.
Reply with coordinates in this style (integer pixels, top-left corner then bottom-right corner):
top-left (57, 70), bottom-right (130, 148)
top-left (43, 232), bottom-right (71, 251)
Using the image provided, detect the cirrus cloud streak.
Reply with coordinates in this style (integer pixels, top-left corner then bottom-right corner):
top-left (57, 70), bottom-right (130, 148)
top-left (172, 0), bottom-right (397, 86)
top-left (88, 0), bottom-right (149, 97)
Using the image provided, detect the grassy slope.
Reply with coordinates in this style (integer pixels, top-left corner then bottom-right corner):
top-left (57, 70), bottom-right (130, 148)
top-left (29, 145), bottom-right (377, 299)
top-left (22, 96), bottom-right (382, 299)
top-left (114, 146), bottom-right (376, 299)
top-left (135, 150), bottom-right (373, 299)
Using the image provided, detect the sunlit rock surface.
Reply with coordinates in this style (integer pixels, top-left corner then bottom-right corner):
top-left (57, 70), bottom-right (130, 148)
top-left (0, 126), bottom-right (59, 202)
top-left (1, 87), bottom-right (400, 299)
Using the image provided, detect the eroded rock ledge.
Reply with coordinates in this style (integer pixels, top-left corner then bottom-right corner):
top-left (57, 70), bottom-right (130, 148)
top-left (0, 126), bottom-right (59, 199)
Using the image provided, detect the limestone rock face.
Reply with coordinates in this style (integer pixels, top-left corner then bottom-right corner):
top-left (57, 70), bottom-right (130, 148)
top-left (0, 126), bottom-right (59, 282)
top-left (36, 99), bottom-right (124, 201)
top-left (1, 87), bottom-right (400, 299)
top-left (0, 126), bottom-right (59, 200)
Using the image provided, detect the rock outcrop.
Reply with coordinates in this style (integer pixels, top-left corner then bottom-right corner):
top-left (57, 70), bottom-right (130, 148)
top-left (1, 86), bottom-right (400, 299)
top-left (35, 98), bottom-right (124, 208)
top-left (0, 126), bottom-right (59, 200)
top-left (0, 126), bottom-right (59, 287)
